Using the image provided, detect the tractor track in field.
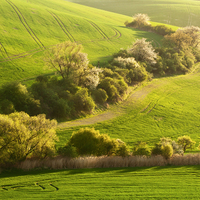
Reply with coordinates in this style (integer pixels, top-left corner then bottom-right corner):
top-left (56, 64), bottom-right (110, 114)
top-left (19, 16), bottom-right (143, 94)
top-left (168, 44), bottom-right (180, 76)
top-left (0, 42), bottom-right (9, 58)
top-left (87, 20), bottom-right (109, 40)
top-left (78, 26), bottom-right (121, 44)
top-left (48, 10), bottom-right (75, 42)
top-left (0, 25), bottom-right (122, 63)
top-left (1, 182), bottom-right (59, 192)
top-left (5, 0), bottom-right (44, 49)
top-left (112, 28), bottom-right (122, 39)
top-left (187, 4), bottom-right (193, 26)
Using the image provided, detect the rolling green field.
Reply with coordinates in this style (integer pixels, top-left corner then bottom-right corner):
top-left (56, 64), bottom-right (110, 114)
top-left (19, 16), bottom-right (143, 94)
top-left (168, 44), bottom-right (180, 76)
top-left (0, 0), bottom-right (164, 85)
top-left (1, 166), bottom-right (200, 199)
top-left (57, 66), bottom-right (200, 150)
top-left (2, 0), bottom-right (200, 199)
top-left (67, 0), bottom-right (200, 27)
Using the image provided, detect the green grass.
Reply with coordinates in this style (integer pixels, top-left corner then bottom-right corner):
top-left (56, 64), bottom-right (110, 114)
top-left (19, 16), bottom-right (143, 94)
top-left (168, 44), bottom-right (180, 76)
top-left (1, 166), bottom-right (200, 199)
top-left (0, 0), bottom-right (165, 85)
top-left (56, 67), bottom-right (200, 151)
top-left (67, 0), bottom-right (200, 27)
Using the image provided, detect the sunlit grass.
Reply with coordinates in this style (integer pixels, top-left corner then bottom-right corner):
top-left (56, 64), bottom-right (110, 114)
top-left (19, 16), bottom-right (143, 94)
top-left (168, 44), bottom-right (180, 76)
top-left (1, 165), bottom-right (200, 199)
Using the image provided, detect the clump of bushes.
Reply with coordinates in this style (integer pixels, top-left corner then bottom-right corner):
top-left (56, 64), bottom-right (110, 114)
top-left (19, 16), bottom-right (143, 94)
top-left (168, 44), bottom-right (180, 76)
top-left (132, 142), bottom-right (151, 156)
top-left (59, 128), bottom-right (130, 157)
top-left (125, 13), bottom-right (175, 36)
top-left (125, 14), bottom-right (200, 76)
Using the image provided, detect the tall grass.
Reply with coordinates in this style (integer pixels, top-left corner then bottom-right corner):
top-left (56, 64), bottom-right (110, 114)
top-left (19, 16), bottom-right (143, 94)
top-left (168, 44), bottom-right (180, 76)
top-left (16, 154), bottom-right (200, 170)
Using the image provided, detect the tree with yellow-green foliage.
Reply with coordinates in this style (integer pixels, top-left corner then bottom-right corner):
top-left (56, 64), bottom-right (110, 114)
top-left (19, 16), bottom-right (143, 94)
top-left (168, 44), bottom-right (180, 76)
top-left (0, 112), bottom-right (58, 165)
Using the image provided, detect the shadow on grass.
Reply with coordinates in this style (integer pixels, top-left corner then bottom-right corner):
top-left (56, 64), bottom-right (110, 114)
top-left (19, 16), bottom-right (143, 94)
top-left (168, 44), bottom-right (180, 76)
top-left (2, 164), bottom-right (200, 179)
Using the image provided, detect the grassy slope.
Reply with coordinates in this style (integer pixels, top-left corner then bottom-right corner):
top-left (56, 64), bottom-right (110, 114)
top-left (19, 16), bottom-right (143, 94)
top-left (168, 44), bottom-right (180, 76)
top-left (67, 0), bottom-right (200, 27)
top-left (0, 0), bottom-right (164, 85)
top-left (1, 166), bottom-right (200, 199)
top-left (57, 66), bottom-right (200, 151)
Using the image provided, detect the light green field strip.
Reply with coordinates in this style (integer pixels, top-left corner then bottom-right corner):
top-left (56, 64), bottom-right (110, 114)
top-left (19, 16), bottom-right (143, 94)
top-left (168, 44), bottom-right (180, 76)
top-left (1, 166), bottom-right (200, 199)
top-left (67, 0), bottom-right (200, 27)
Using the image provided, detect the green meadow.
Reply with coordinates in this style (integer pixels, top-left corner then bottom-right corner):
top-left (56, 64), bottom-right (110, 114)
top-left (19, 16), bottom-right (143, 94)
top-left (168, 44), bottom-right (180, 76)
top-left (68, 0), bottom-right (200, 27)
top-left (0, 0), bottom-right (163, 85)
top-left (1, 166), bottom-right (200, 199)
top-left (2, 0), bottom-right (200, 199)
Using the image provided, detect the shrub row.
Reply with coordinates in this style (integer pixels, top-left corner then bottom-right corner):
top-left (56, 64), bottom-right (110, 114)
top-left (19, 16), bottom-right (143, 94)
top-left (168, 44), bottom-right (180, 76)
top-left (58, 128), bottom-right (197, 160)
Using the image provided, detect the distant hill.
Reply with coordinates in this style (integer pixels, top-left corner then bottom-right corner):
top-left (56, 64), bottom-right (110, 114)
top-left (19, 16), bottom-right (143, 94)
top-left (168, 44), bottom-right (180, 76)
top-left (67, 0), bottom-right (200, 27)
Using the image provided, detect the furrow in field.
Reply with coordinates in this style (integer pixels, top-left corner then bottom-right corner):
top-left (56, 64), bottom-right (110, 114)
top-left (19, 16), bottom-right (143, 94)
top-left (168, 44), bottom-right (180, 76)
top-left (48, 10), bottom-right (75, 42)
top-left (87, 20), bottom-right (109, 40)
top-left (0, 48), bottom-right (45, 63)
top-left (5, 0), bottom-right (44, 49)
top-left (111, 28), bottom-right (122, 39)
top-left (49, 183), bottom-right (59, 191)
top-left (0, 42), bottom-right (9, 58)
top-left (187, 4), bottom-right (192, 26)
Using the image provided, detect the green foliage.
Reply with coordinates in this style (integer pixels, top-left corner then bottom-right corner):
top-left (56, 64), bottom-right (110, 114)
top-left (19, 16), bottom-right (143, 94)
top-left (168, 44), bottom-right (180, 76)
top-left (115, 143), bottom-right (130, 157)
top-left (152, 138), bottom-right (174, 158)
top-left (92, 88), bottom-right (108, 104)
top-left (57, 144), bottom-right (78, 158)
top-left (161, 143), bottom-right (173, 159)
top-left (153, 25), bottom-right (175, 36)
top-left (0, 99), bottom-right (15, 114)
top-left (0, 82), bottom-right (41, 116)
top-left (151, 142), bottom-right (173, 159)
top-left (68, 128), bottom-right (118, 156)
top-left (132, 142), bottom-right (151, 156)
top-left (0, 112), bottom-right (58, 165)
top-left (73, 88), bottom-right (95, 114)
top-left (177, 135), bottom-right (196, 152)
top-left (98, 77), bottom-right (121, 102)
top-left (151, 143), bottom-right (163, 156)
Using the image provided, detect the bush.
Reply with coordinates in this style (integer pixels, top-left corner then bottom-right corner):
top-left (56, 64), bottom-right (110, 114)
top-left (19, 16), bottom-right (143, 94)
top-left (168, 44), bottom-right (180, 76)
top-left (133, 142), bottom-right (151, 156)
top-left (0, 82), bottom-right (41, 115)
top-left (92, 88), bottom-right (108, 104)
top-left (151, 143), bottom-right (163, 156)
top-left (57, 144), bottom-right (78, 158)
top-left (68, 128), bottom-right (118, 156)
top-left (161, 143), bottom-right (173, 159)
top-left (152, 141), bottom-right (173, 159)
top-left (127, 38), bottom-right (157, 66)
top-left (0, 99), bottom-right (15, 114)
top-left (115, 143), bottom-right (130, 157)
top-left (73, 88), bottom-right (95, 114)
top-left (0, 112), bottom-right (58, 165)
top-left (153, 25), bottom-right (175, 36)
top-left (98, 77), bottom-right (120, 102)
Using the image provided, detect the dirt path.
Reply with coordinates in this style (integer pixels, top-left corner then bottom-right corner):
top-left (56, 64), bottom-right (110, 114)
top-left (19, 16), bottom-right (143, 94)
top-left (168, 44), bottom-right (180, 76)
top-left (57, 82), bottom-right (156, 129)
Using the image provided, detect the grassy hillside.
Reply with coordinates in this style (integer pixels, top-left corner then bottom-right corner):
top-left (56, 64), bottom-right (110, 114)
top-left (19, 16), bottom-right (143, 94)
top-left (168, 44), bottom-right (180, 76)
top-left (57, 65), bottom-right (200, 150)
top-left (0, 0), bottom-right (164, 85)
top-left (1, 166), bottom-right (200, 199)
top-left (67, 0), bottom-right (200, 27)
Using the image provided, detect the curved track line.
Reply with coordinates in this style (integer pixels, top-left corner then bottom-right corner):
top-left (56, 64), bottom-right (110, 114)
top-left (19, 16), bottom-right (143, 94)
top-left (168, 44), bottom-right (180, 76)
top-left (5, 0), bottom-right (44, 48)
top-left (111, 28), bottom-right (122, 39)
top-left (87, 20), bottom-right (109, 40)
top-left (48, 10), bottom-right (75, 42)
